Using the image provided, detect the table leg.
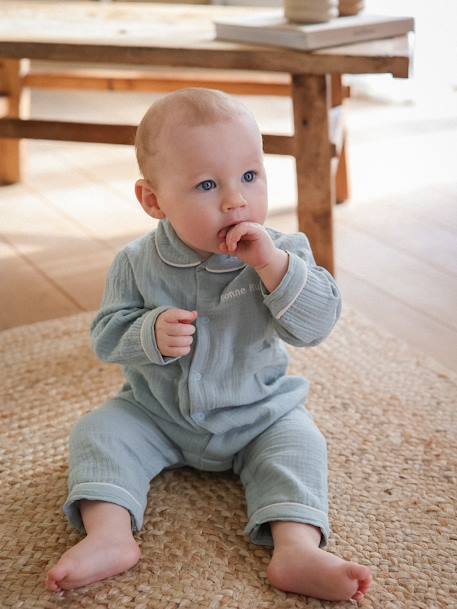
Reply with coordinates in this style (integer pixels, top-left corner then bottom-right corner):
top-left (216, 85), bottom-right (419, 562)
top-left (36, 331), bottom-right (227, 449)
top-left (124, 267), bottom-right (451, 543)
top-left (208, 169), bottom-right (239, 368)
top-left (291, 73), bottom-right (335, 274)
top-left (336, 133), bottom-right (350, 203)
top-left (0, 59), bottom-right (30, 184)
top-left (331, 74), bottom-right (350, 204)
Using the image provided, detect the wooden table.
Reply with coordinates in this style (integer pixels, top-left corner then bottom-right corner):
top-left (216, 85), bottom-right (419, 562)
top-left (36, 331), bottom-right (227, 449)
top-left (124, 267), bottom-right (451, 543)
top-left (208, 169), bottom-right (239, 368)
top-left (0, 1), bottom-right (412, 273)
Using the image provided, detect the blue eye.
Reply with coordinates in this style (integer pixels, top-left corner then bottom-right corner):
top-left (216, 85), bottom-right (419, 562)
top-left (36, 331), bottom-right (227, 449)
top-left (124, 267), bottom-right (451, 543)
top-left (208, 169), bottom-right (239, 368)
top-left (197, 179), bottom-right (216, 191)
top-left (242, 171), bottom-right (257, 183)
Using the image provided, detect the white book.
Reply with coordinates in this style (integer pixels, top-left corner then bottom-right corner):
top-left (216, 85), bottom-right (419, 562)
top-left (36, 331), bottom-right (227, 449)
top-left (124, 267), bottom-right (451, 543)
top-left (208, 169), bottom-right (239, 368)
top-left (214, 12), bottom-right (415, 51)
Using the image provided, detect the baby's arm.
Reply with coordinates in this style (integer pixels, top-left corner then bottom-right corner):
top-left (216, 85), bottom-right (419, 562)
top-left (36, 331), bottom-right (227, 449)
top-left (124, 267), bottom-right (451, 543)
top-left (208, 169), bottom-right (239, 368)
top-left (219, 223), bottom-right (341, 347)
top-left (260, 231), bottom-right (341, 347)
top-left (91, 250), bottom-right (190, 366)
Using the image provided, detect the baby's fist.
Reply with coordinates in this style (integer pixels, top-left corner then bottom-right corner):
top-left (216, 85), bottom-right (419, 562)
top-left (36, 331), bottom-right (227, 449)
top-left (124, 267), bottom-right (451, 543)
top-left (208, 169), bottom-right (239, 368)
top-left (155, 308), bottom-right (197, 358)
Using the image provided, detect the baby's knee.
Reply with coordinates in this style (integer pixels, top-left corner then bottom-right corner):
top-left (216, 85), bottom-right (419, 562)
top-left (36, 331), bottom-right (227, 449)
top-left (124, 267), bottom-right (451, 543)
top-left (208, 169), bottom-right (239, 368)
top-left (309, 423), bottom-right (327, 456)
top-left (70, 400), bottom-right (129, 443)
top-left (284, 411), bottom-right (327, 458)
top-left (70, 409), bottom-right (107, 443)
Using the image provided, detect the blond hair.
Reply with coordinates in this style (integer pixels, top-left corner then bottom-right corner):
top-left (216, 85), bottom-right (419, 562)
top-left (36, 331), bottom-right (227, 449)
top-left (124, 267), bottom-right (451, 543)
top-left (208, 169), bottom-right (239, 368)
top-left (135, 88), bottom-right (258, 182)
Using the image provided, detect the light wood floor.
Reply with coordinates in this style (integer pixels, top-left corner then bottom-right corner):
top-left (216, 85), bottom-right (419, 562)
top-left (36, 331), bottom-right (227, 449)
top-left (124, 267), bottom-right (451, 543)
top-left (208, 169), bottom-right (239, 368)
top-left (1, 84), bottom-right (456, 372)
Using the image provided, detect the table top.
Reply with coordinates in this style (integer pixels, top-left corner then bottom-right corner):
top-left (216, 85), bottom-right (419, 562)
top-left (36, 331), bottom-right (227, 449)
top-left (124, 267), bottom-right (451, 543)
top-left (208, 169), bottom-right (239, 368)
top-left (0, 1), bottom-right (412, 76)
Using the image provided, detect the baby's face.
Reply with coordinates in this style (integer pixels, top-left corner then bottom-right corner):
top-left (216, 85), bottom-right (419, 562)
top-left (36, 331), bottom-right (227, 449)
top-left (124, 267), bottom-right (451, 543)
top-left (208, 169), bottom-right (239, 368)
top-left (147, 115), bottom-right (268, 258)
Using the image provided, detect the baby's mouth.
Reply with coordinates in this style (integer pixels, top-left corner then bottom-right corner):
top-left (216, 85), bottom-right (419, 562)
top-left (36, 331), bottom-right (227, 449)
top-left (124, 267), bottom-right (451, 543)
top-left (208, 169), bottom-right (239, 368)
top-left (217, 222), bottom-right (240, 239)
top-left (221, 218), bottom-right (248, 232)
top-left (224, 222), bottom-right (239, 231)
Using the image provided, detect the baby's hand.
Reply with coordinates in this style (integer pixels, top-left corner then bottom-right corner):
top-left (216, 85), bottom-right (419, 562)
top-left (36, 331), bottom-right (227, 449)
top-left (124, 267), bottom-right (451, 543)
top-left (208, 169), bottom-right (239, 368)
top-left (155, 308), bottom-right (197, 358)
top-left (218, 222), bottom-right (276, 269)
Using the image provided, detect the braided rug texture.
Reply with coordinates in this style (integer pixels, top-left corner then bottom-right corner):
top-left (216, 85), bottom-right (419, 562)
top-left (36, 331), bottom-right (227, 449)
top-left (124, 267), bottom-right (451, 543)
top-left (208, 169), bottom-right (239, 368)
top-left (0, 309), bottom-right (456, 609)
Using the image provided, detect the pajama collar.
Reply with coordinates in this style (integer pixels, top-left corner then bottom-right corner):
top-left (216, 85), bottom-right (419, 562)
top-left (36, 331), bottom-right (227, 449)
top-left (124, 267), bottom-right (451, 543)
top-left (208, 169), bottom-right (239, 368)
top-left (155, 219), bottom-right (246, 274)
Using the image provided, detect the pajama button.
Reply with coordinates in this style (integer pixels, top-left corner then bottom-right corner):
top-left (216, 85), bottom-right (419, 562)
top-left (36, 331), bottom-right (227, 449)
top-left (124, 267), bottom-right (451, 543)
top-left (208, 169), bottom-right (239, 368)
top-left (194, 373), bottom-right (202, 381)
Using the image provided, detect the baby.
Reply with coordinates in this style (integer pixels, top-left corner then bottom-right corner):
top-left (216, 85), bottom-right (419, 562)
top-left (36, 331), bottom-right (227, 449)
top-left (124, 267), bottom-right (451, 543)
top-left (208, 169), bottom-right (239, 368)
top-left (46, 87), bottom-right (372, 601)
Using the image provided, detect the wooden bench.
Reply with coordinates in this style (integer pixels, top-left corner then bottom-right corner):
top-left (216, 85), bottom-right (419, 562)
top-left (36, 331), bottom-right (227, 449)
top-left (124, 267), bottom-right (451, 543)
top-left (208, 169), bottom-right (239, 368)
top-left (0, 1), bottom-right (412, 273)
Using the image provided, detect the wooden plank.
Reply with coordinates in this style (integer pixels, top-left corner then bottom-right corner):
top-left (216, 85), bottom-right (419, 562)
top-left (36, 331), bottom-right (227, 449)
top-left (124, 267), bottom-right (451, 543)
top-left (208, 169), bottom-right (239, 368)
top-left (0, 40), bottom-right (410, 77)
top-left (0, 235), bottom-right (80, 330)
top-left (23, 61), bottom-right (351, 100)
top-left (336, 267), bottom-right (457, 373)
top-left (336, 194), bottom-right (457, 276)
top-left (263, 134), bottom-right (297, 156)
top-left (22, 140), bottom-right (153, 249)
top-left (0, 118), bottom-right (137, 145)
top-left (389, 185), bottom-right (457, 235)
top-left (29, 62), bottom-right (349, 99)
top-left (24, 70), bottom-right (292, 97)
top-left (0, 118), bottom-right (298, 155)
top-left (25, 64), bottom-right (349, 100)
top-left (314, 34), bottom-right (412, 78)
top-left (336, 223), bottom-right (457, 331)
top-left (0, 180), bottom-right (116, 311)
top-left (30, 61), bottom-right (291, 82)
top-left (292, 73), bottom-right (334, 273)
top-left (0, 2), bottom-right (411, 76)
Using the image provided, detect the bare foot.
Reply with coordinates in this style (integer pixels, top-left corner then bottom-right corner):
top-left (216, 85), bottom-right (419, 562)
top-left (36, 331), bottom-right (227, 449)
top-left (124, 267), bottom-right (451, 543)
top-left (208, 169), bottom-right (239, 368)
top-left (268, 522), bottom-right (372, 602)
top-left (45, 531), bottom-right (141, 591)
top-left (267, 544), bottom-right (372, 602)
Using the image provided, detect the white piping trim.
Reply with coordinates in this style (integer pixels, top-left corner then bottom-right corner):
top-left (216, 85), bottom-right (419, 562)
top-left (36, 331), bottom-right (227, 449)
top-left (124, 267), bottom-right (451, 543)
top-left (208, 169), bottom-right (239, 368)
top-left (140, 309), bottom-right (162, 362)
top-left (156, 236), bottom-right (201, 268)
top-left (206, 263), bottom-right (246, 273)
top-left (252, 502), bottom-right (326, 519)
top-left (72, 482), bottom-right (143, 510)
top-left (140, 311), bottom-right (151, 358)
top-left (155, 229), bottom-right (245, 272)
top-left (275, 255), bottom-right (308, 319)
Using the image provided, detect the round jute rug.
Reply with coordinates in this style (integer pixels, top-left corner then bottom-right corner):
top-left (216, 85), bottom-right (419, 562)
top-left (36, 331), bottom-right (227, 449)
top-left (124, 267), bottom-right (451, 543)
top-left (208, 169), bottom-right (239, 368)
top-left (0, 309), bottom-right (456, 609)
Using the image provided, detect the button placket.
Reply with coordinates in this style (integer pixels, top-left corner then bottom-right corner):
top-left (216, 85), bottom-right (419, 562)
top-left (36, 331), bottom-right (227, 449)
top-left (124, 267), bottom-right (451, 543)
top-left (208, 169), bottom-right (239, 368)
top-left (188, 266), bottom-right (210, 418)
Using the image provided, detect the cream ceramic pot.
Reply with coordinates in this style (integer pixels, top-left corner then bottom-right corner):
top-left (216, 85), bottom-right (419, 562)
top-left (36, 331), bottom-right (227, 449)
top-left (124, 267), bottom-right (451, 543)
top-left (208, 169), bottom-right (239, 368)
top-left (339, 0), bottom-right (365, 16)
top-left (283, 0), bottom-right (339, 23)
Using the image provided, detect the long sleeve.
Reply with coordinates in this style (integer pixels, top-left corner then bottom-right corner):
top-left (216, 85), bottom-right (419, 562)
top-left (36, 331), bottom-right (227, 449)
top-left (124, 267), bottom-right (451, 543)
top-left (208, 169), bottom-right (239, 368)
top-left (262, 232), bottom-right (341, 347)
top-left (91, 250), bottom-right (175, 366)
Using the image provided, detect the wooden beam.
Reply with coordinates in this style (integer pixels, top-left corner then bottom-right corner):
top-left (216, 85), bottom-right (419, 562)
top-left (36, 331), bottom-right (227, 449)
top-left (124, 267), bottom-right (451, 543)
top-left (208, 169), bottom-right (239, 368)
top-left (22, 68), bottom-right (353, 101)
top-left (0, 118), bottom-right (136, 145)
top-left (0, 38), bottom-right (411, 77)
top-left (24, 71), bottom-right (292, 97)
top-left (0, 118), bottom-right (298, 156)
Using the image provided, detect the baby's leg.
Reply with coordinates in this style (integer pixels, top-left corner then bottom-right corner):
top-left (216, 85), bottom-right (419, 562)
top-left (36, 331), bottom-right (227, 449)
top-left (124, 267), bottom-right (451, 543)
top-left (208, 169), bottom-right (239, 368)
top-left (45, 500), bottom-right (140, 592)
top-left (46, 397), bottom-right (182, 591)
top-left (234, 407), bottom-right (372, 602)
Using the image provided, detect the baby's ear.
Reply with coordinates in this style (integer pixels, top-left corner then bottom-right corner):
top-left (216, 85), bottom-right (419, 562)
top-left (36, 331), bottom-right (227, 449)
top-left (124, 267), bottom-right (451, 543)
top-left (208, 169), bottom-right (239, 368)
top-left (135, 179), bottom-right (166, 219)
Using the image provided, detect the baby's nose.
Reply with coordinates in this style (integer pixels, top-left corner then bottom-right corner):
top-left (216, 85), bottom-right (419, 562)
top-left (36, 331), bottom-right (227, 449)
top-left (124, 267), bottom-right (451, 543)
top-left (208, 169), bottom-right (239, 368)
top-left (222, 193), bottom-right (247, 212)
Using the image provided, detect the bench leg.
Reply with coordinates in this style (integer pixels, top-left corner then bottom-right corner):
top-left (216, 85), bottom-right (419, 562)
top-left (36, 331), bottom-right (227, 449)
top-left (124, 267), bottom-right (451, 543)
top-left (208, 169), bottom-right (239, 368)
top-left (0, 59), bottom-right (30, 185)
top-left (331, 74), bottom-right (350, 204)
top-left (336, 133), bottom-right (350, 203)
top-left (291, 73), bottom-right (335, 275)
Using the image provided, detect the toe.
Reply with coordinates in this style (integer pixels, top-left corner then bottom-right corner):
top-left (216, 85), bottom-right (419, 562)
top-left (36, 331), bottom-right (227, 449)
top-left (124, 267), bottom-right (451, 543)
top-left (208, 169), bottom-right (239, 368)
top-left (45, 575), bottom-right (60, 592)
top-left (349, 563), bottom-right (372, 581)
top-left (348, 563), bottom-right (372, 598)
top-left (45, 561), bottom-right (72, 591)
top-left (45, 573), bottom-right (62, 592)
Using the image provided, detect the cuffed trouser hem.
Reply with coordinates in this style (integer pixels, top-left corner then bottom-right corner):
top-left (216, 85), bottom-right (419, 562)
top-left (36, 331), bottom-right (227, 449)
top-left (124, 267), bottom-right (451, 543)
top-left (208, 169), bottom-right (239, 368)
top-left (245, 502), bottom-right (330, 548)
top-left (63, 482), bottom-right (144, 534)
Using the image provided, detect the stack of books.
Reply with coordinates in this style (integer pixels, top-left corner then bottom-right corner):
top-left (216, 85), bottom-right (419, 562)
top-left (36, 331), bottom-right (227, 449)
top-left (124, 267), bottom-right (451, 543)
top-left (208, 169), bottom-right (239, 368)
top-left (214, 12), bottom-right (415, 52)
